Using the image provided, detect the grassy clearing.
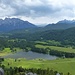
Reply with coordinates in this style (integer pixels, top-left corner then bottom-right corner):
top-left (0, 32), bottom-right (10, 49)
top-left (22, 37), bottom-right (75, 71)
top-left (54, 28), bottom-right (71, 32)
top-left (0, 48), bottom-right (11, 56)
top-left (35, 44), bottom-right (75, 53)
top-left (35, 41), bottom-right (48, 45)
top-left (2, 48), bottom-right (11, 53)
top-left (0, 48), bottom-right (21, 57)
top-left (2, 58), bottom-right (75, 75)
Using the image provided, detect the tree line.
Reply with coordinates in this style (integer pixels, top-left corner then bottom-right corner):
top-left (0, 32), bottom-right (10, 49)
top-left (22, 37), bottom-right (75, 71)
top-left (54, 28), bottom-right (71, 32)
top-left (0, 65), bottom-right (71, 75)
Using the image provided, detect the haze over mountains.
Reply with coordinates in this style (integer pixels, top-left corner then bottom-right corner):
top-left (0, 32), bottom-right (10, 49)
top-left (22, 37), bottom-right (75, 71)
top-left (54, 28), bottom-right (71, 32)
top-left (0, 18), bottom-right (75, 32)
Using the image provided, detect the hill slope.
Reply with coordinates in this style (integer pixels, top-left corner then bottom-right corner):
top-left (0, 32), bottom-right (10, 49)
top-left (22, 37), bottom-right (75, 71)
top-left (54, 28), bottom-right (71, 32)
top-left (8, 27), bottom-right (75, 45)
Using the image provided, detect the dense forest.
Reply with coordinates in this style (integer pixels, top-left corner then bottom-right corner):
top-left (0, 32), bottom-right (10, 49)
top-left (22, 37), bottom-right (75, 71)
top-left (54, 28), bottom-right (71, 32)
top-left (7, 27), bottom-right (75, 46)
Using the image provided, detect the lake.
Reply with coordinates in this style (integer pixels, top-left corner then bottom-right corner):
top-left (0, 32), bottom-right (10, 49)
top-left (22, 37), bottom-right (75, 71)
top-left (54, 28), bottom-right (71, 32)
top-left (3, 51), bottom-right (57, 60)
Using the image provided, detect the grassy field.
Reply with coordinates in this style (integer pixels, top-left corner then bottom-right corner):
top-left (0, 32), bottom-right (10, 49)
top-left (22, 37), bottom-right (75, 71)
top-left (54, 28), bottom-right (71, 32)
top-left (1, 42), bottom-right (75, 75)
top-left (2, 58), bottom-right (75, 75)
top-left (0, 48), bottom-right (11, 56)
top-left (35, 44), bottom-right (75, 53)
top-left (0, 48), bottom-right (21, 56)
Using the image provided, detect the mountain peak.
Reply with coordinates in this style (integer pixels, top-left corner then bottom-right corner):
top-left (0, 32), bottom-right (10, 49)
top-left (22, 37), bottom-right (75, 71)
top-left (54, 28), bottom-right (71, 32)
top-left (57, 19), bottom-right (75, 24)
top-left (0, 18), bottom-right (37, 32)
top-left (45, 19), bottom-right (75, 30)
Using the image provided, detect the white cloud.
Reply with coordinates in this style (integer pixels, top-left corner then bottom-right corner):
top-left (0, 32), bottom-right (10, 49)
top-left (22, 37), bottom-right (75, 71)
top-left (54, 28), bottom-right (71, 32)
top-left (24, 0), bottom-right (43, 6)
top-left (0, 3), bottom-right (15, 17)
top-left (0, 0), bottom-right (75, 25)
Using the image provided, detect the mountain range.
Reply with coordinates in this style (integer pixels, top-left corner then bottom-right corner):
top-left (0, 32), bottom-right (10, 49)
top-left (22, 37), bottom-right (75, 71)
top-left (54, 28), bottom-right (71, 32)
top-left (45, 19), bottom-right (75, 30)
top-left (0, 18), bottom-right (75, 45)
top-left (0, 18), bottom-right (75, 32)
top-left (0, 18), bottom-right (37, 32)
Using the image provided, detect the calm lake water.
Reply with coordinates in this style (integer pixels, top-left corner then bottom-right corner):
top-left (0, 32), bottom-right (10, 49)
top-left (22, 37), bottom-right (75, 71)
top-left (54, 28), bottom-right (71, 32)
top-left (3, 51), bottom-right (57, 60)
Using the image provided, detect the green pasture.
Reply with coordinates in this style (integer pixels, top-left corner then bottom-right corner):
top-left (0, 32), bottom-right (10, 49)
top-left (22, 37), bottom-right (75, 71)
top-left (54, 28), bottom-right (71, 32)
top-left (0, 48), bottom-right (21, 56)
top-left (35, 44), bottom-right (75, 53)
top-left (2, 58), bottom-right (75, 75)
top-left (0, 48), bottom-right (11, 56)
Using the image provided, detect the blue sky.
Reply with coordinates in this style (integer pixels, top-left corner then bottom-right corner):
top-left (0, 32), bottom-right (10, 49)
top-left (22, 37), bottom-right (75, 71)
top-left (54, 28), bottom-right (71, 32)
top-left (0, 0), bottom-right (75, 25)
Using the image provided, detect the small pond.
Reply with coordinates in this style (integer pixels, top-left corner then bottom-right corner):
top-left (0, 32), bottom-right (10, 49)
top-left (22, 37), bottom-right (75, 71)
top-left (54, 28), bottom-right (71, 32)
top-left (3, 51), bottom-right (57, 60)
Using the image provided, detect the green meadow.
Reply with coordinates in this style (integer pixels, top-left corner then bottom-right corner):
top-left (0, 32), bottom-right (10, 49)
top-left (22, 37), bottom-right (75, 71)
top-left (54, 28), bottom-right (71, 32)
top-left (35, 44), bottom-right (75, 53)
top-left (2, 58), bottom-right (75, 75)
top-left (1, 45), bottom-right (75, 75)
top-left (0, 48), bottom-right (20, 56)
top-left (0, 48), bottom-right (11, 56)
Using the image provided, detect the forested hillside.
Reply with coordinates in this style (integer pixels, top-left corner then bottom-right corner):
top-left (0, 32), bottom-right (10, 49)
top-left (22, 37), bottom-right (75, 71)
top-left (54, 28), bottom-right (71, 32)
top-left (7, 27), bottom-right (75, 46)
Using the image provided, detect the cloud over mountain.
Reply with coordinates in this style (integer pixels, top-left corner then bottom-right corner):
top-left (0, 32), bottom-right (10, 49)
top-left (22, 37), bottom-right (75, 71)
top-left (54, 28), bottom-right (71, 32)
top-left (0, 0), bottom-right (75, 24)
